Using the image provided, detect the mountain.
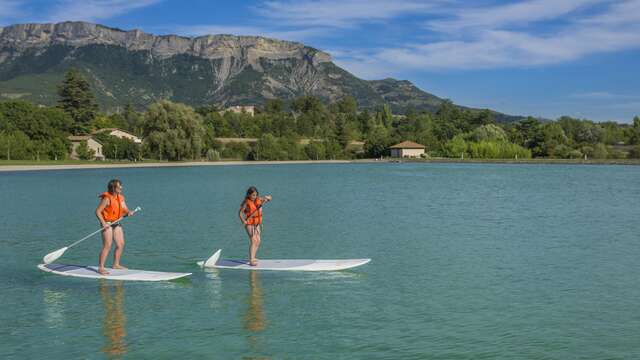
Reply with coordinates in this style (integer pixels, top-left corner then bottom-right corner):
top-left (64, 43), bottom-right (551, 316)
top-left (0, 21), bottom-right (522, 121)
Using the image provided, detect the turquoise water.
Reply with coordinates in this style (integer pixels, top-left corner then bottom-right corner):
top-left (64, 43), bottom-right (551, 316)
top-left (1, 163), bottom-right (640, 359)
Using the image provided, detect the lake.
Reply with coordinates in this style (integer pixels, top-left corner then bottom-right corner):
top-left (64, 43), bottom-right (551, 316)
top-left (1, 163), bottom-right (639, 359)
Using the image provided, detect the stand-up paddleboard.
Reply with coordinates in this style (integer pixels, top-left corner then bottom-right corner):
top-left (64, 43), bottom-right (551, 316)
top-left (38, 263), bottom-right (191, 281)
top-left (197, 249), bottom-right (371, 271)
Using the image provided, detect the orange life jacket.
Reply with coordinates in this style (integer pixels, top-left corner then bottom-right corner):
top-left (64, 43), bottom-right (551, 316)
top-left (244, 198), bottom-right (262, 225)
top-left (100, 192), bottom-right (126, 222)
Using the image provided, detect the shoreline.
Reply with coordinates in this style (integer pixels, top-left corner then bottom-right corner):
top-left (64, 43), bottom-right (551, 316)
top-left (0, 158), bottom-right (639, 172)
top-left (0, 160), bottom-right (354, 172)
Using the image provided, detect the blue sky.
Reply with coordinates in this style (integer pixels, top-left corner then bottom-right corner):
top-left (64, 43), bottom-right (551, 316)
top-left (1, 0), bottom-right (639, 123)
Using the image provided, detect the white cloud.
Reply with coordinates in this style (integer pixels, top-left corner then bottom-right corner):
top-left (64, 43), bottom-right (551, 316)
top-left (428, 0), bottom-right (606, 33)
top-left (570, 92), bottom-right (640, 100)
top-left (257, 0), bottom-right (446, 28)
top-left (335, 0), bottom-right (640, 74)
top-left (46, 0), bottom-right (162, 23)
top-left (580, 0), bottom-right (640, 25)
top-left (403, 25), bottom-right (640, 69)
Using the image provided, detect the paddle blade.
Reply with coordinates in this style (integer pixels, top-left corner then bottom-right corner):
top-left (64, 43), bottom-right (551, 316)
top-left (43, 247), bottom-right (68, 264)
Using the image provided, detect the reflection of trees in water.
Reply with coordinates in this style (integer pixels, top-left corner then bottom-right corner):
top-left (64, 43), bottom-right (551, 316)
top-left (100, 280), bottom-right (127, 357)
top-left (244, 271), bottom-right (266, 332)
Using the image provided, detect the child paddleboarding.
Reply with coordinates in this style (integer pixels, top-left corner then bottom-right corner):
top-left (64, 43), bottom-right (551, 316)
top-left (238, 186), bottom-right (272, 266)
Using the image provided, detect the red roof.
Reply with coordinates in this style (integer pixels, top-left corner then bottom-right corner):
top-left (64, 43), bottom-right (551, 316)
top-left (389, 141), bottom-right (425, 149)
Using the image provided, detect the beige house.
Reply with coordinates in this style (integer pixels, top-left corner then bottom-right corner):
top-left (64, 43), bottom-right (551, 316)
top-left (93, 128), bottom-right (142, 144)
top-left (221, 105), bottom-right (255, 116)
top-left (68, 135), bottom-right (105, 160)
top-left (390, 141), bottom-right (426, 158)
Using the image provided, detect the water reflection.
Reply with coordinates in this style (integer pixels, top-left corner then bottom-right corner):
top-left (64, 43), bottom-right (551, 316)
top-left (99, 280), bottom-right (127, 358)
top-left (245, 271), bottom-right (266, 332)
top-left (244, 271), bottom-right (270, 360)
top-left (204, 268), bottom-right (223, 309)
top-left (43, 289), bottom-right (67, 328)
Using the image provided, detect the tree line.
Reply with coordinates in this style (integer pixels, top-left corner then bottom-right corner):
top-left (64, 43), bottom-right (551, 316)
top-left (1, 69), bottom-right (639, 161)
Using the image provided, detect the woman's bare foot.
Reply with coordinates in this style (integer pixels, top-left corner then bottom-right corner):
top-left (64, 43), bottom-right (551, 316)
top-left (98, 267), bottom-right (110, 275)
top-left (249, 259), bottom-right (258, 266)
top-left (113, 264), bottom-right (128, 270)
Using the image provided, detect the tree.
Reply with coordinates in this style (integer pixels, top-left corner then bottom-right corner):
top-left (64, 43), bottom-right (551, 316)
top-left (337, 96), bottom-right (358, 115)
top-left (470, 109), bottom-right (496, 126)
top-left (48, 138), bottom-right (70, 161)
top-left (195, 104), bottom-right (220, 117)
top-left (141, 101), bottom-right (205, 160)
top-left (575, 122), bottom-right (604, 144)
top-left (324, 139), bottom-right (343, 160)
top-left (0, 131), bottom-right (32, 160)
top-left (436, 100), bottom-right (467, 133)
top-left (541, 123), bottom-right (568, 156)
top-left (631, 116), bottom-right (640, 145)
top-left (123, 102), bottom-right (143, 133)
top-left (364, 125), bottom-right (391, 158)
top-left (305, 141), bottom-right (326, 160)
top-left (76, 140), bottom-right (95, 160)
top-left (376, 104), bottom-right (393, 128)
top-left (469, 124), bottom-right (508, 142)
top-left (264, 99), bottom-right (284, 114)
top-left (57, 68), bottom-right (98, 133)
top-left (94, 133), bottom-right (140, 160)
top-left (222, 141), bottom-right (251, 160)
top-left (468, 141), bottom-right (531, 159)
top-left (445, 135), bottom-right (467, 158)
top-left (592, 143), bottom-right (608, 159)
top-left (279, 135), bottom-right (304, 160)
top-left (291, 96), bottom-right (325, 114)
top-left (255, 134), bottom-right (281, 160)
top-left (91, 114), bottom-right (128, 130)
top-left (0, 101), bottom-right (72, 141)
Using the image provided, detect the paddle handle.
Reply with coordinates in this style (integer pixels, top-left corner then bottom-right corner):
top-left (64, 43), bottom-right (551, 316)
top-left (68, 206), bottom-right (141, 249)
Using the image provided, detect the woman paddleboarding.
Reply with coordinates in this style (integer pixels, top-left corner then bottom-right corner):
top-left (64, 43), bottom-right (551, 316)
top-left (239, 186), bottom-right (272, 266)
top-left (96, 179), bottom-right (135, 275)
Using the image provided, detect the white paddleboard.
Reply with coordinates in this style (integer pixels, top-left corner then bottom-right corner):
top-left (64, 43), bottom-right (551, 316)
top-left (197, 249), bottom-right (370, 271)
top-left (38, 263), bottom-right (191, 281)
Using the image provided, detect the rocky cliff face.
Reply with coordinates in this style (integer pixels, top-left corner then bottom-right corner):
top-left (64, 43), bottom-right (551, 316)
top-left (0, 21), bottom-right (520, 121)
top-left (0, 22), bottom-right (339, 102)
top-left (0, 22), bottom-right (331, 64)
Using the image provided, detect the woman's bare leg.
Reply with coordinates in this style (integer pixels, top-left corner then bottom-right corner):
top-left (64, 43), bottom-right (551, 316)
top-left (99, 227), bottom-right (114, 274)
top-left (112, 226), bottom-right (127, 269)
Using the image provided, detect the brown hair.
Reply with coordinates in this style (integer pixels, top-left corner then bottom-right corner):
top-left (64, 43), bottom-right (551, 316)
top-left (107, 179), bottom-right (121, 194)
top-left (245, 186), bottom-right (258, 198)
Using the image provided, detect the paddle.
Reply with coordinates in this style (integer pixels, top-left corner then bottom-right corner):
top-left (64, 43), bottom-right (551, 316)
top-left (42, 206), bottom-right (142, 264)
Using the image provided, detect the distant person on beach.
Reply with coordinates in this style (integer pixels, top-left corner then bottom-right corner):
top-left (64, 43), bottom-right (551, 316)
top-left (96, 179), bottom-right (135, 275)
top-left (239, 186), bottom-right (272, 266)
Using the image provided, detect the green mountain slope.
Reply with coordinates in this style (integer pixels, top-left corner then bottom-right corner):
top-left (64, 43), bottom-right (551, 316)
top-left (0, 21), bottom-right (522, 122)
